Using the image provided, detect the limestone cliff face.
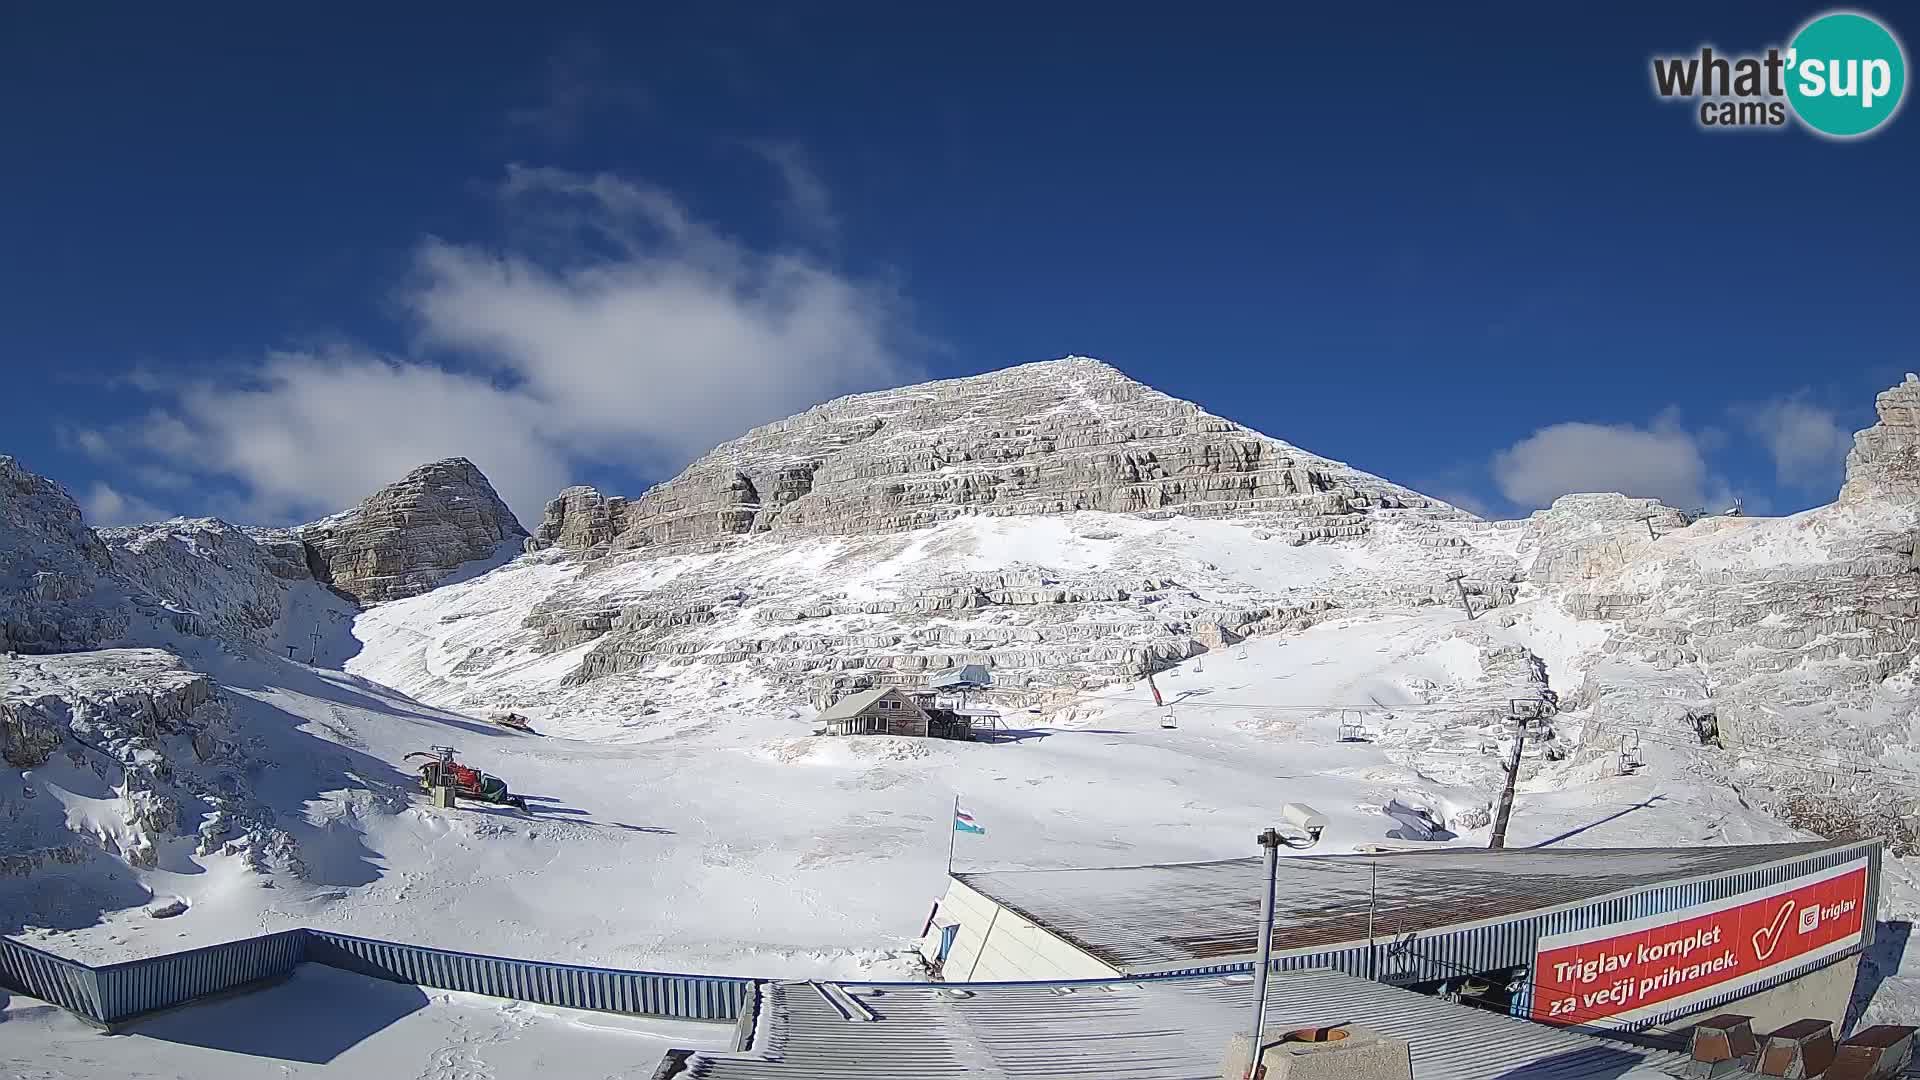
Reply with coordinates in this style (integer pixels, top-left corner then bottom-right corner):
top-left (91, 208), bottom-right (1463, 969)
top-left (530, 486), bottom-right (631, 559)
top-left (0, 455), bottom-right (128, 653)
top-left (529, 358), bottom-right (1452, 558)
top-left (422, 359), bottom-right (1521, 719)
top-left (295, 458), bottom-right (528, 604)
top-left (1556, 374), bottom-right (1920, 848)
top-left (99, 519), bottom-right (299, 644)
top-left (1521, 493), bottom-right (1689, 586)
top-left (1840, 373), bottom-right (1920, 505)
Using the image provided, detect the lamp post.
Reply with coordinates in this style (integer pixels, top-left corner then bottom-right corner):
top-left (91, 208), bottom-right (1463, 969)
top-left (1246, 827), bottom-right (1283, 1077)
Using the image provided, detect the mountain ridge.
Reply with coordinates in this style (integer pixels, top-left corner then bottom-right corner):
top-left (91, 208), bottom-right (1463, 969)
top-left (526, 356), bottom-right (1458, 560)
top-left (8, 361), bottom-right (1920, 1016)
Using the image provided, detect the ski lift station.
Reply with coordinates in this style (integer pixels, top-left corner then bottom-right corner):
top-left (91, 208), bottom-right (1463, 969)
top-left (929, 662), bottom-right (993, 691)
top-left (919, 839), bottom-right (1881, 1035)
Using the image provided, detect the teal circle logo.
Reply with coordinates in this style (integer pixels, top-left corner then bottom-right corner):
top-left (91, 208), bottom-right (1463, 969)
top-left (1786, 11), bottom-right (1907, 137)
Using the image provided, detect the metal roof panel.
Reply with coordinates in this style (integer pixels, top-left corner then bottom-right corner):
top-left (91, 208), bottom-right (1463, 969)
top-left (957, 842), bottom-right (1845, 972)
top-left (681, 967), bottom-right (1690, 1080)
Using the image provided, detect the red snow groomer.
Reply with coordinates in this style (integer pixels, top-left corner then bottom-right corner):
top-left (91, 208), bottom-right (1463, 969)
top-left (406, 747), bottom-right (527, 811)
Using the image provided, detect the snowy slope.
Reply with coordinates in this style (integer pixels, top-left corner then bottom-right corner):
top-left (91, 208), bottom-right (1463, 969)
top-left (9, 362), bottom-right (1920, 1025)
top-left (17, 597), bottom-right (1802, 982)
top-left (346, 509), bottom-right (1522, 742)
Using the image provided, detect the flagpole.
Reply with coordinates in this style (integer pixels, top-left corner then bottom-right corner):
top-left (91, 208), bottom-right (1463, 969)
top-left (947, 795), bottom-right (959, 875)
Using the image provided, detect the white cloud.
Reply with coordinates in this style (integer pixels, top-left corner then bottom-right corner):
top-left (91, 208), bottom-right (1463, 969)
top-left (80, 483), bottom-right (173, 527)
top-left (738, 139), bottom-right (840, 240)
top-left (1738, 397), bottom-right (1854, 492)
top-left (409, 166), bottom-right (909, 469)
top-left (1490, 413), bottom-right (1722, 511)
top-left (96, 164), bottom-right (917, 527)
top-left (57, 425), bottom-right (114, 460)
top-left (149, 349), bottom-right (567, 525)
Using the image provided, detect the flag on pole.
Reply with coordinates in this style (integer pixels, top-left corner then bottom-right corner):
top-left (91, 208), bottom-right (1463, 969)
top-left (953, 808), bottom-right (985, 835)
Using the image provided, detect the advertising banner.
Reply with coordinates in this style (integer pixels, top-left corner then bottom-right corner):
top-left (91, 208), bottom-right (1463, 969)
top-left (1530, 857), bottom-right (1869, 1028)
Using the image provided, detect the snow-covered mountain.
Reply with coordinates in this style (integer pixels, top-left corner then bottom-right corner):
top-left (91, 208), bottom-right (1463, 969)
top-left (358, 358), bottom-right (1522, 726)
top-left (5, 358), bottom-right (1920, 1017)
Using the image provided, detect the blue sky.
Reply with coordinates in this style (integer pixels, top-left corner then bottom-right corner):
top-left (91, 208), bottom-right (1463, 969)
top-left (3, 3), bottom-right (1915, 528)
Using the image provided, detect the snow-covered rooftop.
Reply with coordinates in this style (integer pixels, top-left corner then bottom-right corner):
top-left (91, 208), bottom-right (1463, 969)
top-left (1, 964), bottom-right (732, 1078)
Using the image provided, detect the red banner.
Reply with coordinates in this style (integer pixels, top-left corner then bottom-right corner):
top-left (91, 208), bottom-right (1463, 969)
top-left (1530, 859), bottom-right (1869, 1027)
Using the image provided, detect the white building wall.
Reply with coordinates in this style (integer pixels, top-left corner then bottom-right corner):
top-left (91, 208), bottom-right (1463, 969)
top-left (925, 878), bottom-right (1122, 983)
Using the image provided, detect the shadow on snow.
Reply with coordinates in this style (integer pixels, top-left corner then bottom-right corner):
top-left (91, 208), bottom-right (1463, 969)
top-left (124, 966), bottom-right (429, 1065)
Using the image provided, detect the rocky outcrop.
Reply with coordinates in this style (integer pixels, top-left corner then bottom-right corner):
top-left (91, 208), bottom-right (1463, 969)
top-left (1522, 493), bottom-right (1689, 585)
top-left (99, 519), bottom-right (291, 644)
top-left (243, 528), bottom-right (321, 582)
top-left (531, 486), bottom-right (631, 558)
top-left (2, 649), bottom-right (303, 874)
top-left (0, 455), bottom-right (128, 652)
top-left (298, 458), bottom-right (528, 604)
top-left (0, 662), bottom-right (65, 767)
top-left (5, 650), bottom-right (216, 868)
top-left (1550, 375), bottom-right (1920, 847)
top-left (526, 358), bottom-right (1451, 557)
top-left (1840, 373), bottom-right (1920, 504)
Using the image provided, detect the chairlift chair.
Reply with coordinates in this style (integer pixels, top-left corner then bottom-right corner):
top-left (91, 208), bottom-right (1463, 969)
top-left (1610, 729), bottom-right (1646, 775)
top-left (1337, 710), bottom-right (1366, 742)
top-left (1160, 708), bottom-right (1178, 730)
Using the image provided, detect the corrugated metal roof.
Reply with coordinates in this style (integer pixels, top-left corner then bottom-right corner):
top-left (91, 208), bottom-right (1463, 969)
top-left (818, 687), bottom-right (894, 721)
top-left (679, 967), bottom-right (1689, 1080)
top-left (958, 841), bottom-right (1842, 973)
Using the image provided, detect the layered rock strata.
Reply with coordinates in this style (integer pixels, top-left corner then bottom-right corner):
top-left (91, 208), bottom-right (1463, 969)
top-left (289, 457), bottom-right (528, 604)
top-left (527, 358), bottom-right (1453, 558)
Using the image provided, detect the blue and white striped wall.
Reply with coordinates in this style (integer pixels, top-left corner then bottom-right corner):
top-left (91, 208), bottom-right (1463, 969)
top-left (0, 926), bottom-right (753, 1027)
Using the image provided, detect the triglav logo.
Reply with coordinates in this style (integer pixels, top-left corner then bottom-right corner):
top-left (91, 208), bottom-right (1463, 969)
top-left (1651, 9), bottom-right (1907, 137)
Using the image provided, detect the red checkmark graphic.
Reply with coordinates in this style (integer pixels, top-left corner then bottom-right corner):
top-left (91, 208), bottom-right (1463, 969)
top-left (1753, 900), bottom-right (1796, 961)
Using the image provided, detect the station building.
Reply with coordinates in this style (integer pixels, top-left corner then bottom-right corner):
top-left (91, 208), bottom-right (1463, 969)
top-left (918, 839), bottom-right (1880, 1034)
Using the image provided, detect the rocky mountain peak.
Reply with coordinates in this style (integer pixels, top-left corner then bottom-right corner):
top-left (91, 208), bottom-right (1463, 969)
top-left (1840, 373), bottom-right (1920, 505)
top-left (292, 457), bottom-right (529, 605)
top-left (527, 357), bottom-right (1447, 558)
top-left (0, 455), bottom-right (127, 652)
